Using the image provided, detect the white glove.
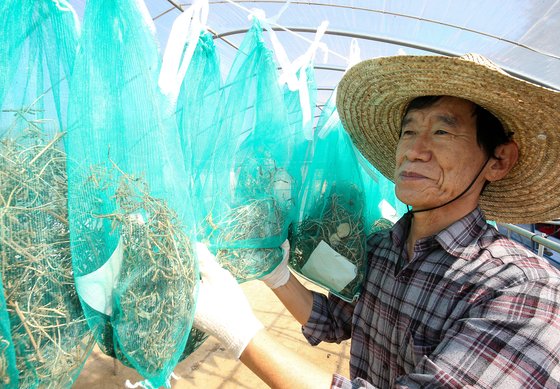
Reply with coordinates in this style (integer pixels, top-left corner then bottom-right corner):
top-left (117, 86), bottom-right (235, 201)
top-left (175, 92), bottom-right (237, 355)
top-left (259, 239), bottom-right (291, 289)
top-left (193, 243), bottom-right (264, 359)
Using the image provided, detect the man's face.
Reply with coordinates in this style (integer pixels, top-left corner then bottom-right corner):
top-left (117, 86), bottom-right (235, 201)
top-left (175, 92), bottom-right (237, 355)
top-left (394, 96), bottom-right (488, 211)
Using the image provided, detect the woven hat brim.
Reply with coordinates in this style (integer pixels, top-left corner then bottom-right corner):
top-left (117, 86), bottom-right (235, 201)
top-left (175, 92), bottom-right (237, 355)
top-left (336, 55), bottom-right (560, 224)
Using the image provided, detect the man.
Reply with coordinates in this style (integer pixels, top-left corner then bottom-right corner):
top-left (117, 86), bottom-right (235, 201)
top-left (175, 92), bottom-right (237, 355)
top-left (194, 53), bottom-right (560, 388)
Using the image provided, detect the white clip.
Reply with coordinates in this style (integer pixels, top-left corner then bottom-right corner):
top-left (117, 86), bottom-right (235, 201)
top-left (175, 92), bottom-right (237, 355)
top-left (159, 0), bottom-right (209, 104)
top-left (347, 38), bottom-right (361, 68)
top-left (53, 0), bottom-right (81, 33)
top-left (125, 379), bottom-right (153, 389)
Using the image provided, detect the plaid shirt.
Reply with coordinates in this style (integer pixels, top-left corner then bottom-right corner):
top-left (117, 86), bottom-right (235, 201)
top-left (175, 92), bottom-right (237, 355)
top-left (302, 207), bottom-right (560, 388)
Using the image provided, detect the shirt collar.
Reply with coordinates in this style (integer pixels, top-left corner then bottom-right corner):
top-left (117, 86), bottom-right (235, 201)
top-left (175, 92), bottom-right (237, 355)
top-left (390, 211), bottom-right (412, 248)
top-left (434, 207), bottom-right (490, 260)
top-left (390, 207), bottom-right (490, 261)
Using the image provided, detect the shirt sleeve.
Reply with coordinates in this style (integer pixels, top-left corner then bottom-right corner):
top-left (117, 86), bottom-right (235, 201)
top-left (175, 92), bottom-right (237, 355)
top-left (331, 373), bottom-right (378, 389)
top-left (302, 291), bottom-right (355, 345)
top-left (395, 278), bottom-right (560, 388)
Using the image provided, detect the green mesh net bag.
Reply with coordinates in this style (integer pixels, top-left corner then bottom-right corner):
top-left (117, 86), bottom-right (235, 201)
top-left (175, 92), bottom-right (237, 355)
top-left (0, 1), bottom-right (95, 387)
top-left (196, 19), bottom-right (296, 282)
top-left (358, 150), bottom-right (407, 234)
top-left (289, 88), bottom-right (373, 302)
top-left (283, 66), bottom-right (317, 142)
top-left (164, 16), bottom-right (224, 366)
top-left (175, 31), bottom-right (222, 232)
top-left (282, 65), bottom-right (318, 194)
top-left (277, 21), bottom-right (325, 206)
top-left (66, 0), bottom-right (198, 386)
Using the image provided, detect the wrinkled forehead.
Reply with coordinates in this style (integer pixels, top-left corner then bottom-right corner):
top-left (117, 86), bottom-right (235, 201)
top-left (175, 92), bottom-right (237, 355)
top-left (401, 96), bottom-right (478, 128)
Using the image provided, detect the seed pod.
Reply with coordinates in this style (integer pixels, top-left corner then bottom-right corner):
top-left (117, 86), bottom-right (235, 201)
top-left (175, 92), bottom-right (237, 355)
top-left (329, 233), bottom-right (341, 245)
top-left (336, 223), bottom-right (351, 238)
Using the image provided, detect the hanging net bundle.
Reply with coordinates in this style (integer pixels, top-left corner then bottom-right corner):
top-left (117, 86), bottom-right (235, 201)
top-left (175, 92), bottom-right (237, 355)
top-left (0, 0), bottom-right (412, 384)
top-left (282, 64), bottom-right (318, 198)
top-left (66, 0), bottom-right (198, 386)
top-left (289, 87), bottom-right (402, 301)
top-left (0, 0), bottom-right (94, 387)
top-left (171, 28), bottom-right (226, 367)
top-left (175, 31), bottom-right (221, 235)
top-left (196, 19), bottom-right (297, 282)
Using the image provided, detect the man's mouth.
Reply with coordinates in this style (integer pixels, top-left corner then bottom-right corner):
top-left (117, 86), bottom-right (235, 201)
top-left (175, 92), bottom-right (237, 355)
top-left (399, 171), bottom-right (428, 180)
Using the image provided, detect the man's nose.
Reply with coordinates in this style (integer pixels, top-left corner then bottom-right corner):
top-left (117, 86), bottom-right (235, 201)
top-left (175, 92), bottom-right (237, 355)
top-left (405, 133), bottom-right (432, 161)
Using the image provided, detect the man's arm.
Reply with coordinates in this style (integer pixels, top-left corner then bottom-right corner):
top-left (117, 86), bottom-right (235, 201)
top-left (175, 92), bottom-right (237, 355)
top-left (194, 243), bottom-right (336, 387)
top-left (270, 272), bottom-right (314, 325)
top-left (240, 329), bottom-right (334, 389)
top-left (261, 240), bottom-right (355, 343)
top-left (259, 240), bottom-right (314, 325)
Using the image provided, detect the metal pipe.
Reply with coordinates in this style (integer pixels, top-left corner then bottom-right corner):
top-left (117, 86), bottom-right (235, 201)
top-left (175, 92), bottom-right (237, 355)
top-left (213, 27), bottom-right (556, 88)
top-left (499, 223), bottom-right (560, 254)
top-left (205, 0), bottom-right (560, 60)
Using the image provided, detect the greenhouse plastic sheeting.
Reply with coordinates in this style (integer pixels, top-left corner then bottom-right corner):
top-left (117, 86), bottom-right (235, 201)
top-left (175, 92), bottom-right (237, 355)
top-left (66, 0), bottom-right (560, 111)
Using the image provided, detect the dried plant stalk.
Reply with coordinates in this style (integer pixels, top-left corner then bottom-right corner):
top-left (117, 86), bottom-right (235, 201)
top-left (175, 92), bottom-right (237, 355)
top-left (179, 327), bottom-right (208, 360)
top-left (216, 246), bottom-right (283, 281)
top-left (0, 338), bottom-right (11, 385)
top-left (290, 187), bottom-right (366, 297)
top-left (0, 109), bottom-right (93, 387)
top-left (369, 218), bottom-right (394, 235)
top-left (208, 197), bottom-right (286, 282)
top-left (203, 161), bottom-right (292, 282)
top-left (88, 163), bottom-right (197, 377)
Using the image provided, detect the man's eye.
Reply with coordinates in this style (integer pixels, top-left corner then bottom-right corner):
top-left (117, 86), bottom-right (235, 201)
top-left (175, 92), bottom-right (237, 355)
top-left (434, 129), bottom-right (449, 135)
top-left (400, 129), bottom-right (414, 137)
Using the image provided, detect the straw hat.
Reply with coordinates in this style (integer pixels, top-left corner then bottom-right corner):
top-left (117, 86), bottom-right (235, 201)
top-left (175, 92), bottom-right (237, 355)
top-left (336, 53), bottom-right (560, 224)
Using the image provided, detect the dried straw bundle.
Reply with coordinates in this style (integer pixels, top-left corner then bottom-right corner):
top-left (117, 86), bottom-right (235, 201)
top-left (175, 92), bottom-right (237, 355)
top-left (290, 187), bottom-right (366, 297)
top-left (0, 334), bottom-right (13, 385)
top-left (0, 112), bottom-right (92, 387)
top-left (206, 164), bottom-right (291, 281)
top-left (208, 197), bottom-right (286, 282)
top-left (216, 246), bottom-right (283, 282)
top-left (88, 164), bottom-right (197, 376)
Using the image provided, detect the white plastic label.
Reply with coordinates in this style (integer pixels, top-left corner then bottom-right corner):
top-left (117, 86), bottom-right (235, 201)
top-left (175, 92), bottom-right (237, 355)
top-left (302, 240), bottom-right (357, 292)
top-left (74, 237), bottom-right (124, 316)
top-left (380, 199), bottom-right (399, 224)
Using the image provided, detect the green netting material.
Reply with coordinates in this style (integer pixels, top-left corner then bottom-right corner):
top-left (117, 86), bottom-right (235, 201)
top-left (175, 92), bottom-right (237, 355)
top-left (176, 31), bottom-right (221, 230)
top-left (0, 1), bottom-right (94, 387)
top-left (358, 151), bottom-right (407, 233)
top-left (173, 29), bottom-right (225, 365)
top-left (66, 0), bottom-right (198, 386)
top-left (196, 19), bottom-right (296, 282)
top-left (283, 65), bottom-right (318, 199)
top-left (0, 1), bottom-right (410, 384)
top-left (289, 86), bottom-right (400, 302)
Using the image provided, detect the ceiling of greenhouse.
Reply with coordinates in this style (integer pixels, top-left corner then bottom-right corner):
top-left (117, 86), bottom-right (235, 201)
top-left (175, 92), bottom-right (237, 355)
top-left (68, 0), bottom-right (560, 114)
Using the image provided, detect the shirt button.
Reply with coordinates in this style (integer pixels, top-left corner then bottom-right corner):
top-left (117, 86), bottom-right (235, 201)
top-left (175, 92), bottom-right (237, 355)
top-left (397, 272), bottom-right (410, 282)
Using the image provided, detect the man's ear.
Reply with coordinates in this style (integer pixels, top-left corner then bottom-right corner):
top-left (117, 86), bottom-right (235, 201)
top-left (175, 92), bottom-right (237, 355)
top-left (485, 141), bottom-right (519, 182)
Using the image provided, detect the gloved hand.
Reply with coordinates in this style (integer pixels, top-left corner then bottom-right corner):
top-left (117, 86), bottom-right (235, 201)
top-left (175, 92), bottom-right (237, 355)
top-left (193, 243), bottom-right (264, 359)
top-left (260, 239), bottom-right (291, 289)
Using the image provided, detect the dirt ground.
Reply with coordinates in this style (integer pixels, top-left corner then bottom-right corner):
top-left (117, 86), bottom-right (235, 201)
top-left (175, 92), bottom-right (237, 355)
top-left (73, 277), bottom-right (350, 388)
